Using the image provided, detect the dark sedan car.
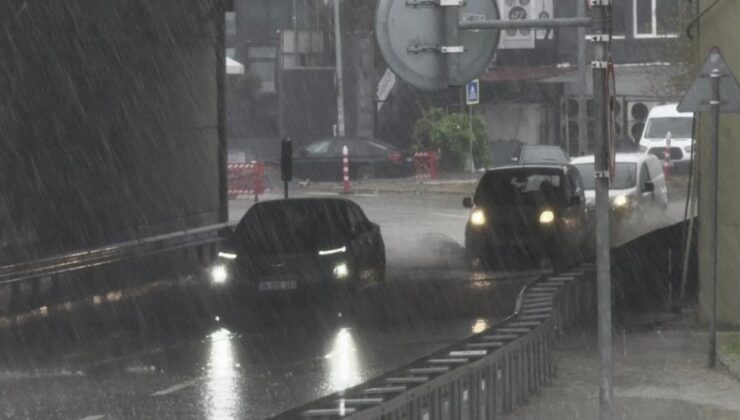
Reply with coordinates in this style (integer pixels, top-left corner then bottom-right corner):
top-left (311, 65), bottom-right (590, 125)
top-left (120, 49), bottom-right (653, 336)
top-left (294, 137), bottom-right (413, 181)
top-left (211, 198), bottom-right (385, 294)
top-left (463, 164), bottom-right (588, 269)
top-left (510, 145), bottom-right (569, 164)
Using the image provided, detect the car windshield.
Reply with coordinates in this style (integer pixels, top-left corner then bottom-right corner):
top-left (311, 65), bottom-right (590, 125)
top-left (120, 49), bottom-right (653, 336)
top-left (644, 117), bottom-right (693, 139)
top-left (235, 201), bottom-right (349, 255)
top-left (520, 147), bottom-right (567, 163)
top-left (305, 140), bottom-right (332, 155)
top-left (574, 162), bottom-right (637, 190)
top-left (475, 168), bottom-right (565, 207)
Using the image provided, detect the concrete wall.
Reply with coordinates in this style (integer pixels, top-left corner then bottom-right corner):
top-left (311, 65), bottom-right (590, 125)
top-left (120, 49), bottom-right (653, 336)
top-left (0, 0), bottom-right (224, 261)
top-left (697, 0), bottom-right (740, 325)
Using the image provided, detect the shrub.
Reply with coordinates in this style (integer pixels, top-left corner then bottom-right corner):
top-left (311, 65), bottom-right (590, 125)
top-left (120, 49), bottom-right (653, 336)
top-left (412, 108), bottom-right (489, 171)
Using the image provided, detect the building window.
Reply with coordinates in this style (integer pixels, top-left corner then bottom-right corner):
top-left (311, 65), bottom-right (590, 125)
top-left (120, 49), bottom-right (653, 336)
top-left (633, 0), bottom-right (679, 38)
top-left (611, 0), bottom-right (627, 37)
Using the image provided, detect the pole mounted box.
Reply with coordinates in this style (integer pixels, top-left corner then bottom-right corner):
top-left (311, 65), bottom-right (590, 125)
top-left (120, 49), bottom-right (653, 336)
top-left (281, 138), bottom-right (293, 182)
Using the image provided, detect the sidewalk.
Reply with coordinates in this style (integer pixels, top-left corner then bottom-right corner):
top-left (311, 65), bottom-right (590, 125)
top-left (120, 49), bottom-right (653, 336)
top-left (281, 172), bottom-right (691, 198)
top-left (294, 176), bottom-right (479, 196)
top-left (507, 316), bottom-right (740, 420)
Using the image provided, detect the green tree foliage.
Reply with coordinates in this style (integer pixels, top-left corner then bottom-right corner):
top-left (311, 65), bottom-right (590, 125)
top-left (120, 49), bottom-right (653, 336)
top-left (412, 108), bottom-right (490, 171)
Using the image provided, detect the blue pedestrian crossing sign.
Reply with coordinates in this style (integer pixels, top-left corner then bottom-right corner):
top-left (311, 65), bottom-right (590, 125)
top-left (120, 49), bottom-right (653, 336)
top-left (466, 79), bottom-right (480, 105)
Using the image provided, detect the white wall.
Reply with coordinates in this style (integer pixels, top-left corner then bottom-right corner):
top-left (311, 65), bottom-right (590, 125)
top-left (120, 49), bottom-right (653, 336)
top-left (482, 103), bottom-right (550, 145)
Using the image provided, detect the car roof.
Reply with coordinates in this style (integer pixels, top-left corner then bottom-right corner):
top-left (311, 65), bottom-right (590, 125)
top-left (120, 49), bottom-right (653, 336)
top-left (648, 103), bottom-right (694, 118)
top-left (250, 197), bottom-right (356, 208)
top-left (488, 163), bottom-right (572, 172)
top-left (570, 153), bottom-right (658, 165)
top-left (520, 145), bottom-right (564, 150)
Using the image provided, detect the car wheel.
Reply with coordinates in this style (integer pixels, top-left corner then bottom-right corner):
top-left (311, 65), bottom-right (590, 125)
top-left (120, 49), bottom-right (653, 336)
top-left (357, 165), bottom-right (376, 180)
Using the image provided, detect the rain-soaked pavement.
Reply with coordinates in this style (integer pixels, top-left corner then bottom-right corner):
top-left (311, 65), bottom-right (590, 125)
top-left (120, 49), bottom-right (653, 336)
top-left (0, 183), bottom-right (691, 419)
top-left (0, 191), bottom-right (541, 419)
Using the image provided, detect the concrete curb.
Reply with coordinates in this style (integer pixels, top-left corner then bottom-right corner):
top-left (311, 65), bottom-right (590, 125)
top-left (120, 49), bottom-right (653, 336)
top-left (301, 187), bottom-right (474, 196)
top-left (297, 181), bottom-right (478, 196)
top-left (718, 352), bottom-right (740, 383)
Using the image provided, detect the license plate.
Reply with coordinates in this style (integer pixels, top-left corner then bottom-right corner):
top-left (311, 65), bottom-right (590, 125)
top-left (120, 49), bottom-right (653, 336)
top-left (258, 280), bottom-right (297, 291)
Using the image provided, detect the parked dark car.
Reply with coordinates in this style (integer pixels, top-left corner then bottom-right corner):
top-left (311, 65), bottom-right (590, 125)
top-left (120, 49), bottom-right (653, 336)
top-left (463, 164), bottom-right (588, 269)
top-left (294, 137), bottom-right (414, 181)
top-left (211, 198), bottom-right (385, 294)
top-left (510, 145), bottom-right (569, 164)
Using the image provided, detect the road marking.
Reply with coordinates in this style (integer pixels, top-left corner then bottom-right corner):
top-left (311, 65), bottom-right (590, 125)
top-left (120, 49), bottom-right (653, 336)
top-left (78, 416), bottom-right (105, 420)
top-left (151, 378), bottom-right (200, 396)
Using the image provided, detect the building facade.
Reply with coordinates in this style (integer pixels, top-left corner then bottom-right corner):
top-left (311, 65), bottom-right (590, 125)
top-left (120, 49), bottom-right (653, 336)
top-left (696, 0), bottom-right (740, 326)
top-left (478, 0), bottom-right (692, 158)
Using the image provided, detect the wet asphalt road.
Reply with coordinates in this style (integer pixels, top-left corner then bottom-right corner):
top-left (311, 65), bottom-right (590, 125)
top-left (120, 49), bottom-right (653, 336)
top-left (0, 191), bottom-right (540, 419)
top-left (0, 183), bottom-right (691, 419)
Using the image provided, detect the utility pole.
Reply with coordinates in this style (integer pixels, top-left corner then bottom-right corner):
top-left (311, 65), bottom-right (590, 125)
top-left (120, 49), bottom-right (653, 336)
top-left (333, 0), bottom-right (346, 137)
top-left (591, 1), bottom-right (613, 419)
top-left (577, 0), bottom-right (588, 156)
top-left (708, 67), bottom-right (720, 368)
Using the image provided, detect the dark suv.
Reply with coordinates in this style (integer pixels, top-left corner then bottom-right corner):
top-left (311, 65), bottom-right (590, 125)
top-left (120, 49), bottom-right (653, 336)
top-left (463, 164), bottom-right (588, 269)
top-left (510, 145), bottom-right (569, 164)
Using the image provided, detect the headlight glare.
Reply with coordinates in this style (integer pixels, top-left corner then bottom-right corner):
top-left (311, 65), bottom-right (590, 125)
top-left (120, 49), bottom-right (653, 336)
top-left (613, 194), bottom-right (629, 207)
top-left (470, 209), bottom-right (486, 226)
top-left (333, 263), bottom-right (349, 279)
top-left (210, 265), bottom-right (228, 284)
top-left (539, 210), bottom-right (555, 224)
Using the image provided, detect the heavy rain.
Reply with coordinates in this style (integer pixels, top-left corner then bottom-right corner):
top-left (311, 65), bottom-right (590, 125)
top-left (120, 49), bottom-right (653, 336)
top-left (1, 0), bottom-right (740, 419)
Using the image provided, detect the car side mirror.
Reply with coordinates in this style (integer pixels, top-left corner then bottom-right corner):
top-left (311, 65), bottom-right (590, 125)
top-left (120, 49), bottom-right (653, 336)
top-left (570, 195), bottom-right (582, 206)
top-left (463, 197), bottom-right (473, 208)
top-left (643, 181), bottom-right (655, 193)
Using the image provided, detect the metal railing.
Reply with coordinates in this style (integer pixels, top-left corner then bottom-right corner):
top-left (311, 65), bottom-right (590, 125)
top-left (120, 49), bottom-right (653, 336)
top-left (0, 222), bottom-right (235, 315)
top-left (272, 263), bottom-right (595, 419)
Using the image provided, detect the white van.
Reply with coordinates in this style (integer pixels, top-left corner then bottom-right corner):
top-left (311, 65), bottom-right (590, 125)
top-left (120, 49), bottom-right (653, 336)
top-left (638, 103), bottom-right (695, 170)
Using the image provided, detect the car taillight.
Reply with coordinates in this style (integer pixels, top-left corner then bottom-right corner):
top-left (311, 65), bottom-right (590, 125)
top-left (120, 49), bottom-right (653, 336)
top-left (388, 152), bottom-right (403, 163)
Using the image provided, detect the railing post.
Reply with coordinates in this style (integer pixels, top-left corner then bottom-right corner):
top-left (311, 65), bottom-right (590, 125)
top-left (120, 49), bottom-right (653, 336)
top-left (10, 282), bottom-right (20, 313)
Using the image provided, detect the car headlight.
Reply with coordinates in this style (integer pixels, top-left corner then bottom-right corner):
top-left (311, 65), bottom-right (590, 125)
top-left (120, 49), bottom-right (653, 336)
top-left (684, 145), bottom-right (693, 153)
top-left (470, 208), bottom-right (486, 226)
top-left (539, 210), bottom-right (555, 224)
top-left (210, 264), bottom-right (228, 284)
top-left (333, 263), bottom-right (349, 279)
top-left (612, 194), bottom-right (630, 207)
top-left (218, 251), bottom-right (237, 260)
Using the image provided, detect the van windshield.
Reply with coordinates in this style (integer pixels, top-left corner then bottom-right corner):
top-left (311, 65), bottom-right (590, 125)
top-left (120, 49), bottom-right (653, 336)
top-left (574, 162), bottom-right (637, 190)
top-left (644, 117), bottom-right (693, 139)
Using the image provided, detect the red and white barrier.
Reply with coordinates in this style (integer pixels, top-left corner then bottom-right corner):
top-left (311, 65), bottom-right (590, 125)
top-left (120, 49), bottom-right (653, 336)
top-left (228, 161), bottom-right (266, 200)
top-left (663, 131), bottom-right (672, 177)
top-left (413, 150), bottom-right (440, 180)
top-left (342, 145), bottom-right (351, 194)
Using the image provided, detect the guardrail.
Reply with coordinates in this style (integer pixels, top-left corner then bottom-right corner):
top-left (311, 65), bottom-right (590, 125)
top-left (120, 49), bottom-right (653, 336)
top-left (272, 263), bottom-right (595, 419)
top-left (0, 222), bottom-right (235, 315)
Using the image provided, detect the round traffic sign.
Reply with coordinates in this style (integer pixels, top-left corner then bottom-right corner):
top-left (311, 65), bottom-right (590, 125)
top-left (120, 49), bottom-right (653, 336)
top-left (376, 0), bottom-right (500, 91)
